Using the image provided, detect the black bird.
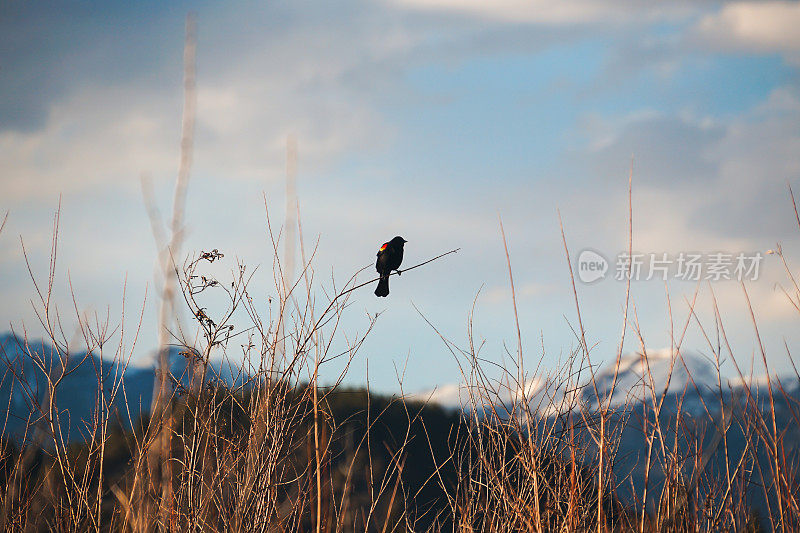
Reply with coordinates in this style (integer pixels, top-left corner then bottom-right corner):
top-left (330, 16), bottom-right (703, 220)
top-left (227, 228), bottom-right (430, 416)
top-left (374, 236), bottom-right (407, 297)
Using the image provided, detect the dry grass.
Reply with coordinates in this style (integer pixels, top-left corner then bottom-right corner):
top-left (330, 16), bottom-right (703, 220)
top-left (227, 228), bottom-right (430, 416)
top-left (1, 186), bottom-right (800, 532)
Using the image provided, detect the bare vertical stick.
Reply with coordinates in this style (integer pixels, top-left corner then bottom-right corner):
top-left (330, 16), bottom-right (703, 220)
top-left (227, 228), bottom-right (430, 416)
top-left (149, 13), bottom-right (196, 529)
top-left (284, 135), bottom-right (298, 292)
top-left (278, 135), bottom-right (298, 366)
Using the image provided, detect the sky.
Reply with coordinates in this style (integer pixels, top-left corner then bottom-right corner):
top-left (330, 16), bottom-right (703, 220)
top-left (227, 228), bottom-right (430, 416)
top-left (1, 0), bottom-right (800, 394)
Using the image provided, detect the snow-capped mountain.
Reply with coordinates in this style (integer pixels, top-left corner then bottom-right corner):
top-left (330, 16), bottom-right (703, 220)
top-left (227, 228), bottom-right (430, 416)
top-left (582, 348), bottom-right (721, 413)
top-left (591, 349), bottom-right (716, 395)
top-left (408, 373), bottom-right (576, 417)
top-left (413, 348), bottom-right (797, 417)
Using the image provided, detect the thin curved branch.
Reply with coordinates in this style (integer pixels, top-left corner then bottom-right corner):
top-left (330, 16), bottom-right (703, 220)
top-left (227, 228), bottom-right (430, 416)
top-left (293, 248), bottom-right (461, 357)
top-left (338, 247), bottom-right (461, 300)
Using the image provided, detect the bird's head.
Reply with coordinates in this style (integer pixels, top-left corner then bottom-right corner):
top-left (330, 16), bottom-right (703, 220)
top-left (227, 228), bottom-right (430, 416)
top-left (391, 236), bottom-right (407, 247)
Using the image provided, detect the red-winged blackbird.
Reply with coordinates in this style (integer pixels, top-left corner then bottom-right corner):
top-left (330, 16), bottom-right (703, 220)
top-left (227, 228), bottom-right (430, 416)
top-left (374, 236), bottom-right (407, 297)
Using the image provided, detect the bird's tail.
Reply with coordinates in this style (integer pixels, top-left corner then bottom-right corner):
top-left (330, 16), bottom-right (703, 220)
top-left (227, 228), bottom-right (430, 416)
top-left (375, 276), bottom-right (389, 297)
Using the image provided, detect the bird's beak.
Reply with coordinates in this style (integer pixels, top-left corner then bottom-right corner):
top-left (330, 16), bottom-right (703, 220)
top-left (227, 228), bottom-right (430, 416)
top-left (403, 239), bottom-right (408, 243)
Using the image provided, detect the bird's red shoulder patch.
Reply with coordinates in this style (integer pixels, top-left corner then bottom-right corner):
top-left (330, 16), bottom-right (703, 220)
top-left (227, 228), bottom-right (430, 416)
top-left (379, 242), bottom-right (388, 252)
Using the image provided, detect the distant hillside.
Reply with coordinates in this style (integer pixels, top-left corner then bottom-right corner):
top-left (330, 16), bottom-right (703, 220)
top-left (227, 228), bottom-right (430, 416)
top-left (0, 333), bottom-right (241, 442)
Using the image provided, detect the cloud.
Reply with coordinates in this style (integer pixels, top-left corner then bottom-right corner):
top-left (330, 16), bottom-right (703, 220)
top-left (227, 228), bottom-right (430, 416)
top-left (392, 0), bottom-right (611, 24)
top-left (693, 1), bottom-right (800, 54)
top-left (582, 86), bottom-right (800, 249)
top-left (0, 85), bottom-right (179, 202)
top-left (695, 88), bottom-right (800, 237)
top-left (0, 2), bottom-right (410, 202)
top-left (390, 0), bottom-right (702, 25)
top-left (0, 2), bottom-right (186, 133)
top-left (0, 0), bottom-right (576, 203)
top-left (589, 113), bottom-right (725, 187)
top-left (6, 0), bottom-right (795, 206)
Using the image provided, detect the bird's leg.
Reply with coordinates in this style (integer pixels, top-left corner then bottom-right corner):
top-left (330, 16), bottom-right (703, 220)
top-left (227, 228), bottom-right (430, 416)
top-left (396, 269), bottom-right (402, 276)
